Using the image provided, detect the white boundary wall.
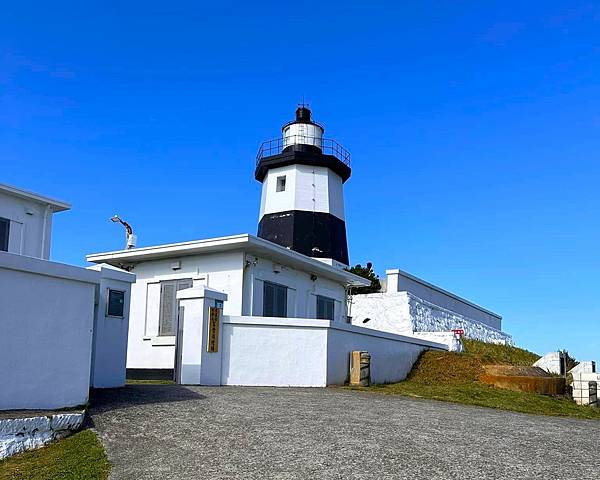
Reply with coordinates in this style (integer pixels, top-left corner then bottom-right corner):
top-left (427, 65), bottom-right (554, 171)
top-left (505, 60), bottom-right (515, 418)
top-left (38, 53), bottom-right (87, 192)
top-left (351, 291), bottom-right (512, 345)
top-left (385, 269), bottom-right (502, 329)
top-left (222, 317), bottom-right (445, 387)
top-left (174, 287), bottom-right (447, 388)
top-left (0, 252), bottom-right (98, 409)
top-left (0, 252), bottom-right (134, 409)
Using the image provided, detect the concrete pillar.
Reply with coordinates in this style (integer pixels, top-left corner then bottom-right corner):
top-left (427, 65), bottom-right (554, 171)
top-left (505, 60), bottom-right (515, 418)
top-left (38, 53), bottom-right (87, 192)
top-left (385, 269), bottom-right (400, 293)
top-left (87, 263), bottom-right (136, 388)
top-left (349, 351), bottom-right (371, 387)
top-left (176, 286), bottom-right (228, 386)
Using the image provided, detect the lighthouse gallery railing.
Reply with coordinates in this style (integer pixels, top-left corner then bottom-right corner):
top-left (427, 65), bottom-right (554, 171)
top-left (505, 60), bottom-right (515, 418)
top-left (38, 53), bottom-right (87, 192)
top-left (256, 135), bottom-right (351, 167)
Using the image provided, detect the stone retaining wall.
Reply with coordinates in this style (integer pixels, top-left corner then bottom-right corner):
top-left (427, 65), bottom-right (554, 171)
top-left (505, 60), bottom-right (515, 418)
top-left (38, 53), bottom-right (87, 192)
top-left (350, 291), bottom-right (513, 345)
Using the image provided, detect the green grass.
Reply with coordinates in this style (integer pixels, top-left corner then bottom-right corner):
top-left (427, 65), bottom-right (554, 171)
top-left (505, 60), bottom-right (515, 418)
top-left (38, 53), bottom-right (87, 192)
top-left (0, 429), bottom-right (110, 480)
top-left (462, 338), bottom-right (540, 366)
top-left (351, 339), bottom-right (600, 420)
top-left (126, 379), bottom-right (175, 385)
top-left (361, 382), bottom-right (600, 419)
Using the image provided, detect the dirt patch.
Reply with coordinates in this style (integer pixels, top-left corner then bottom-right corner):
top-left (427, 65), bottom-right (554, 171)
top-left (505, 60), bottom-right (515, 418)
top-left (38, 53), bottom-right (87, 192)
top-left (483, 365), bottom-right (552, 377)
top-left (480, 366), bottom-right (566, 396)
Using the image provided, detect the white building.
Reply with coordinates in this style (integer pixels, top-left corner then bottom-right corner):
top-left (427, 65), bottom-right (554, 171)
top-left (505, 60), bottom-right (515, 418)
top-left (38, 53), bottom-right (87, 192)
top-left (0, 184), bottom-right (134, 410)
top-left (86, 234), bottom-right (372, 378)
top-left (0, 183), bottom-right (70, 259)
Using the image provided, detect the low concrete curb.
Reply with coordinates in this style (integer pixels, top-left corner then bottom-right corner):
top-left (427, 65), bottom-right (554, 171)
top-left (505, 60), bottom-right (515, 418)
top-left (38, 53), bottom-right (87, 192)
top-left (0, 411), bottom-right (85, 460)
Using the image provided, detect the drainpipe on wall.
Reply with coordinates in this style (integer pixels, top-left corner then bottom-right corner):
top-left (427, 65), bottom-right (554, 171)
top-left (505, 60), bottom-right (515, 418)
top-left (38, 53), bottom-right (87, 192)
top-left (40, 205), bottom-right (52, 259)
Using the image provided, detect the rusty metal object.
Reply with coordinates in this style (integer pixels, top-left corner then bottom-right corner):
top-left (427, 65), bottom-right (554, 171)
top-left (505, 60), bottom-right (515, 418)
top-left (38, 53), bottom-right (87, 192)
top-left (480, 365), bottom-right (566, 395)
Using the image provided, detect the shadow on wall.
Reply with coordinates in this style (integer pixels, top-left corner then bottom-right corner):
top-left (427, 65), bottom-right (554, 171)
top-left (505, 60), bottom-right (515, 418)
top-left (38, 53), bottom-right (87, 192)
top-left (89, 385), bottom-right (206, 414)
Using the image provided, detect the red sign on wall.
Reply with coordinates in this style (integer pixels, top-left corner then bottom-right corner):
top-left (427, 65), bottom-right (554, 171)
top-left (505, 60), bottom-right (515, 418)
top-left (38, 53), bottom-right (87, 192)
top-left (451, 329), bottom-right (465, 336)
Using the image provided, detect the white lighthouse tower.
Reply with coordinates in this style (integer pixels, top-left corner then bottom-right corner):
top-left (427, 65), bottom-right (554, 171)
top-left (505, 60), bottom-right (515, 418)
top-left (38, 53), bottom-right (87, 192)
top-left (255, 106), bottom-right (352, 267)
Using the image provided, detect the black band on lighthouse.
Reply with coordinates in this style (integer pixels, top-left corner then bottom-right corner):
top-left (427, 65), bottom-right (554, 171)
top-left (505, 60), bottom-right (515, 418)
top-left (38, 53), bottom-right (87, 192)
top-left (258, 210), bottom-right (349, 265)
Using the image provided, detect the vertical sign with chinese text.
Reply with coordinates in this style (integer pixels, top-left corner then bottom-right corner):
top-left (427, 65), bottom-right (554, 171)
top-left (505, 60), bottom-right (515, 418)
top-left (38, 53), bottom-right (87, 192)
top-left (207, 307), bottom-right (220, 352)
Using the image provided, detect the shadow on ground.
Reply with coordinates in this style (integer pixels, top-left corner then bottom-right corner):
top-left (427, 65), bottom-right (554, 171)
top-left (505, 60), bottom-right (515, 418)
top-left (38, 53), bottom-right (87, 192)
top-left (89, 384), bottom-right (204, 413)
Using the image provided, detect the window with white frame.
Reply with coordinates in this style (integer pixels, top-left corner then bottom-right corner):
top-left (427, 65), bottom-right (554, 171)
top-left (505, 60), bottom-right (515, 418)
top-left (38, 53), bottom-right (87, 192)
top-left (316, 295), bottom-right (335, 321)
top-left (0, 217), bottom-right (9, 252)
top-left (159, 278), bottom-right (193, 336)
top-left (263, 281), bottom-right (287, 317)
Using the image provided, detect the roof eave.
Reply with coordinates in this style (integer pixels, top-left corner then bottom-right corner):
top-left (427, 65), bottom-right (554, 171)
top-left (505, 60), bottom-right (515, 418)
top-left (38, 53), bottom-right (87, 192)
top-left (0, 183), bottom-right (71, 212)
top-left (86, 234), bottom-right (370, 287)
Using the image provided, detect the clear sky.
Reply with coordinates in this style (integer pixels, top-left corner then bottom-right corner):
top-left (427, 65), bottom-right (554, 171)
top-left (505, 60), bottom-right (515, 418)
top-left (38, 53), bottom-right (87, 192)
top-left (2, 2), bottom-right (599, 361)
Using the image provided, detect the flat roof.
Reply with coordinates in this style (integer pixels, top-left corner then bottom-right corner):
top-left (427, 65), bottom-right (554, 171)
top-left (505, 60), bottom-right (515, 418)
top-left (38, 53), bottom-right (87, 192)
top-left (87, 234), bottom-right (370, 287)
top-left (0, 183), bottom-right (71, 212)
top-left (386, 268), bottom-right (501, 319)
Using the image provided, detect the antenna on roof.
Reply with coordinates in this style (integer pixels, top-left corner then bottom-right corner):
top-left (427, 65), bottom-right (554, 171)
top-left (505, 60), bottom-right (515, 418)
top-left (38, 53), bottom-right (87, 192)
top-left (298, 95), bottom-right (309, 109)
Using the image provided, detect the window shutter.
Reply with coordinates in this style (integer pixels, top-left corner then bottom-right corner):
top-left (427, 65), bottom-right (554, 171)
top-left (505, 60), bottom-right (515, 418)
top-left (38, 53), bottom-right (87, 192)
top-left (263, 282), bottom-right (288, 318)
top-left (317, 296), bottom-right (335, 321)
top-left (159, 283), bottom-right (176, 336)
top-left (326, 300), bottom-right (334, 321)
top-left (0, 218), bottom-right (9, 252)
top-left (263, 283), bottom-right (274, 317)
top-left (275, 285), bottom-right (287, 317)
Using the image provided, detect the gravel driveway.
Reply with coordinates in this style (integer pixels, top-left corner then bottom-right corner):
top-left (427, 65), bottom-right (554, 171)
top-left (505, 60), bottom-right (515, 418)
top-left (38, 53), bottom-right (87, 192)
top-left (90, 385), bottom-right (597, 479)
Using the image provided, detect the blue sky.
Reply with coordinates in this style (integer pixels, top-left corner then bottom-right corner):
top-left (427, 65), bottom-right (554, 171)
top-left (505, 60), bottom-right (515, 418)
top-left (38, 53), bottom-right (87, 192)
top-left (2, 2), bottom-right (599, 360)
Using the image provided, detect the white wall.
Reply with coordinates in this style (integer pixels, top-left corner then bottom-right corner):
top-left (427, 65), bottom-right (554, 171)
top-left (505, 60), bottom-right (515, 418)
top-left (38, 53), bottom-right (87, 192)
top-left (217, 316), bottom-right (446, 387)
top-left (259, 164), bottom-right (345, 220)
top-left (88, 264), bottom-right (135, 388)
top-left (0, 191), bottom-right (56, 259)
top-left (125, 251), bottom-right (245, 370)
top-left (386, 269), bottom-right (502, 330)
top-left (221, 317), bottom-right (329, 387)
top-left (326, 324), bottom-right (431, 384)
top-left (351, 291), bottom-right (513, 345)
top-left (0, 252), bottom-right (98, 409)
top-left (350, 292), bottom-right (414, 334)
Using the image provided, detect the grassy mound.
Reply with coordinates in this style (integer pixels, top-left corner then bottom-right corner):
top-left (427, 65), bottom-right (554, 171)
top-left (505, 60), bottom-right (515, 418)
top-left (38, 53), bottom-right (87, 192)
top-left (0, 429), bottom-right (110, 480)
top-left (405, 350), bottom-right (484, 384)
top-left (462, 338), bottom-right (540, 366)
top-left (353, 339), bottom-right (600, 420)
top-left (405, 339), bottom-right (540, 386)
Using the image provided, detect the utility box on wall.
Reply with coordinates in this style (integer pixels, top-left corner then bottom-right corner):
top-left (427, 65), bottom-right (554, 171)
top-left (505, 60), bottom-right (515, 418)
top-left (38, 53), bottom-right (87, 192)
top-left (88, 264), bottom-right (136, 388)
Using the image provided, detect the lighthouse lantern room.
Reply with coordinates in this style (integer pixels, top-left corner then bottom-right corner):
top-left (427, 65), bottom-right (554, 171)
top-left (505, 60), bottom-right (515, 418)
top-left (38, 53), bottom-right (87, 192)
top-left (255, 106), bottom-right (352, 267)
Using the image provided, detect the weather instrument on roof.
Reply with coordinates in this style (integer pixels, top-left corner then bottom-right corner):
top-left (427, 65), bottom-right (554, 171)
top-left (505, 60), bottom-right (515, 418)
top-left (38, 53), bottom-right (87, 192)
top-left (110, 214), bottom-right (137, 249)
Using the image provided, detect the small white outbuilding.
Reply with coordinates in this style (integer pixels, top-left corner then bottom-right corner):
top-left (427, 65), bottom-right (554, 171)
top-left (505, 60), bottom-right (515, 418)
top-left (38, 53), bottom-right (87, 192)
top-left (0, 183), bottom-right (135, 410)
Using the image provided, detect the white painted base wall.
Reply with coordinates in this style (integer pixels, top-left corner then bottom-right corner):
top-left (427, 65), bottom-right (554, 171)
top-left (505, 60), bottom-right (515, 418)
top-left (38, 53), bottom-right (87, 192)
top-left (350, 292), bottom-right (513, 345)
